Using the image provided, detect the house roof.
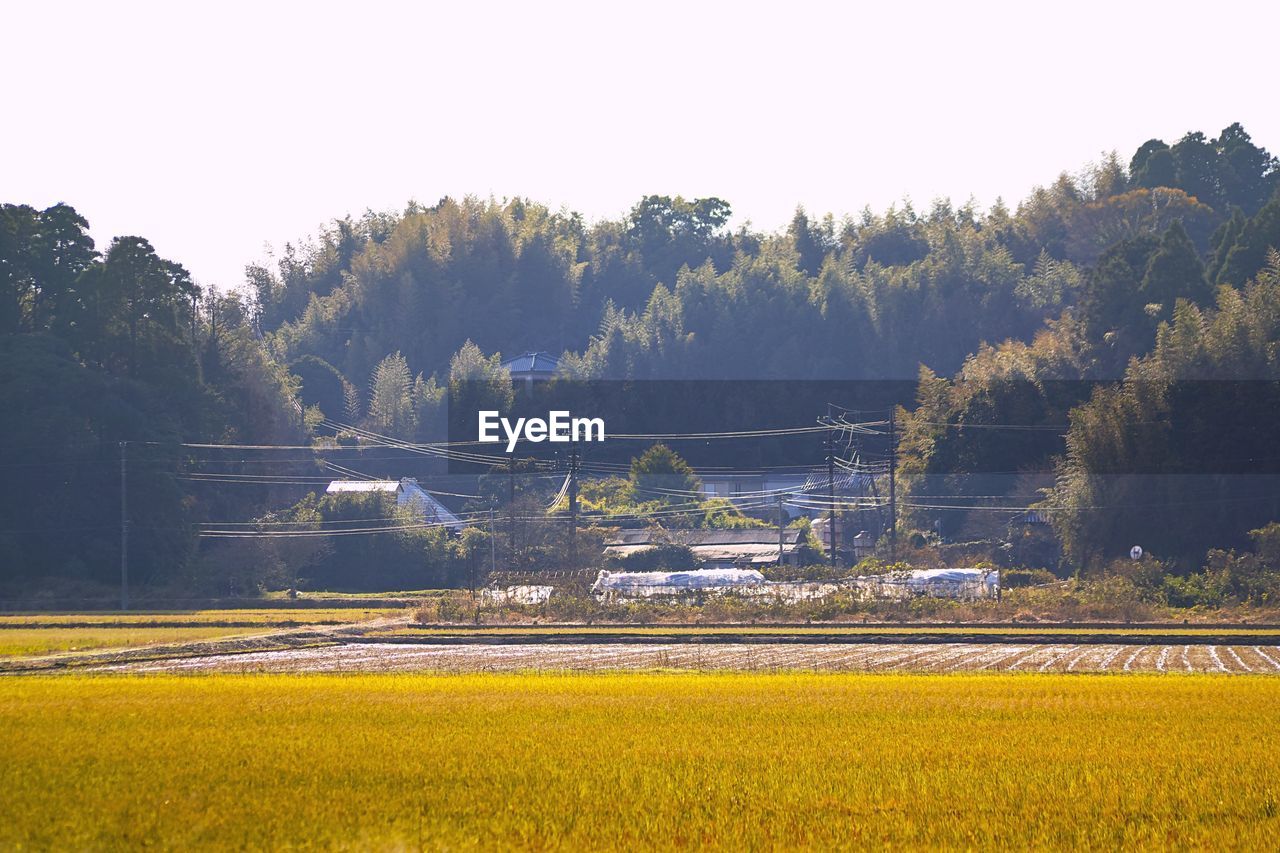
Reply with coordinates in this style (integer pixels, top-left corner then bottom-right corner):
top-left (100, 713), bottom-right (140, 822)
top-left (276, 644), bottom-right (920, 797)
top-left (800, 470), bottom-right (871, 493)
top-left (399, 479), bottom-right (463, 526)
top-left (1012, 509), bottom-right (1050, 525)
top-left (325, 480), bottom-right (400, 493)
top-left (501, 351), bottom-right (559, 375)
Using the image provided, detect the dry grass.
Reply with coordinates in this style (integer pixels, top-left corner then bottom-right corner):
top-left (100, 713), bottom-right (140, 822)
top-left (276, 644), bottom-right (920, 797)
top-left (0, 673), bottom-right (1277, 848)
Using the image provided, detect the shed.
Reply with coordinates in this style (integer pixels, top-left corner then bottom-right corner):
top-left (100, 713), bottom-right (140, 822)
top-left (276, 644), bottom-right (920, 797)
top-left (605, 528), bottom-right (804, 568)
top-left (324, 478), bottom-right (463, 528)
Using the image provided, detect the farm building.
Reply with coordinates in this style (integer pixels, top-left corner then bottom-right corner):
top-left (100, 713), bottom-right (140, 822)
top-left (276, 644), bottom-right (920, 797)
top-left (592, 568), bottom-right (766, 599)
top-left (324, 478), bottom-right (463, 528)
top-left (604, 528), bottom-right (805, 568)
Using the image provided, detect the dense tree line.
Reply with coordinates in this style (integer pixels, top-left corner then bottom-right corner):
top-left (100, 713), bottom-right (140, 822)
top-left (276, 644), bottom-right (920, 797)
top-left (5, 122), bottom-right (1280, 590)
top-left (0, 204), bottom-right (301, 588)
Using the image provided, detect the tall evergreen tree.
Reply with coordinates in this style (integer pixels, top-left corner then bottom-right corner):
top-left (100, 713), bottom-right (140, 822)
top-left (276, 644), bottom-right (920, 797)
top-left (1141, 221), bottom-right (1212, 315)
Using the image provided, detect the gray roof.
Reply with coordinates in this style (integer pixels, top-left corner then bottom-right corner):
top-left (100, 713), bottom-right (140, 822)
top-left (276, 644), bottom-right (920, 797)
top-left (325, 480), bottom-right (399, 493)
top-left (606, 528), bottom-right (803, 547)
top-left (501, 351), bottom-right (559, 375)
top-left (801, 470), bottom-right (872, 493)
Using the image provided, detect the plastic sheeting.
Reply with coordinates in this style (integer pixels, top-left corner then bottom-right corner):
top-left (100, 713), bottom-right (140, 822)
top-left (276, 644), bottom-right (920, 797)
top-left (482, 585), bottom-right (555, 605)
top-left (847, 568), bottom-right (1000, 600)
top-left (592, 569), bottom-right (765, 599)
top-left (591, 567), bottom-right (999, 601)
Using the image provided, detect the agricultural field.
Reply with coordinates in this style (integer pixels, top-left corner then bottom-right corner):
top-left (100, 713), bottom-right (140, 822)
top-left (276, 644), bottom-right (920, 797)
top-left (0, 608), bottom-right (393, 629)
top-left (0, 609), bottom-right (393, 659)
top-left (0, 673), bottom-right (1277, 849)
top-left (384, 624), bottom-right (1280, 637)
top-left (96, 640), bottom-right (1280, 674)
top-left (0, 627), bottom-right (271, 658)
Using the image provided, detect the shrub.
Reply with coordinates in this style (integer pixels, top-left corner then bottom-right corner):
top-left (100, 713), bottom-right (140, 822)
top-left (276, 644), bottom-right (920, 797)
top-left (1001, 568), bottom-right (1058, 588)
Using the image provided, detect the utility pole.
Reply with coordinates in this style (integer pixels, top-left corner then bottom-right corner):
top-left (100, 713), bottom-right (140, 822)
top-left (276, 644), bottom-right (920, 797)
top-left (826, 404), bottom-right (836, 569)
top-left (488, 502), bottom-right (497, 581)
top-left (119, 441), bottom-right (129, 610)
top-left (889, 407), bottom-right (897, 562)
top-left (508, 453), bottom-right (516, 557)
top-left (777, 493), bottom-right (788, 568)
top-left (568, 440), bottom-right (579, 568)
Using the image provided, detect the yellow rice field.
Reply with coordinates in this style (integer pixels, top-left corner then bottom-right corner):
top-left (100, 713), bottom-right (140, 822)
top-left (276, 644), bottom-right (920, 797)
top-left (0, 608), bottom-right (391, 628)
top-left (0, 610), bottom-right (393, 658)
top-left (0, 673), bottom-right (1276, 849)
top-left (0, 627), bottom-right (272, 658)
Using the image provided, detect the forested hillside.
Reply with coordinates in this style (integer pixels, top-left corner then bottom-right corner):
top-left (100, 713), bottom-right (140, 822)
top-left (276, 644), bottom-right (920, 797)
top-left (5, 122), bottom-right (1280, 590)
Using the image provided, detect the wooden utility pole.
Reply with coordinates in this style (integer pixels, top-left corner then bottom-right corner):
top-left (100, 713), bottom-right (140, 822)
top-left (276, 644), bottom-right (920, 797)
top-left (889, 407), bottom-right (897, 562)
top-left (119, 441), bottom-right (129, 610)
top-left (568, 440), bottom-right (579, 567)
top-left (488, 503), bottom-right (497, 581)
top-left (777, 494), bottom-right (788, 567)
top-left (508, 453), bottom-right (516, 556)
top-left (826, 405), bottom-right (836, 568)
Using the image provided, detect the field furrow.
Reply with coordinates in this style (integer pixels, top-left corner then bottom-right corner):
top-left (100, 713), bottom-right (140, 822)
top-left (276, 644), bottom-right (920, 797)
top-left (81, 642), bottom-right (1280, 675)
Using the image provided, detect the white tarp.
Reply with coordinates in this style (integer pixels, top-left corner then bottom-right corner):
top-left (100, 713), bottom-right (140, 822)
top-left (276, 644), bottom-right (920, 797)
top-left (744, 580), bottom-right (843, 602)
top-left (592, 568), bottom-right (765, 599)
top-left (482, 585), bottom-right (555, 605)
top-left (592, 567), bottom-right (998, 601)
top-left (847, 568), bottom-right (999, 600)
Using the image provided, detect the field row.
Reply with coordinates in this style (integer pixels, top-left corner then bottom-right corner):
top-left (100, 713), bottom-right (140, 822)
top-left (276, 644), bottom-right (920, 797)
top-left (100, 641), bottom-right (1280, 674)
top-left (384, 624), bottom-right (1280, 636)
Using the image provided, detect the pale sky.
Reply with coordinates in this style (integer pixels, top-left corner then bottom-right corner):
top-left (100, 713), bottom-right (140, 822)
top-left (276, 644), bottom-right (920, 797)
top-left (4, 0), bottom-right (1277, 290)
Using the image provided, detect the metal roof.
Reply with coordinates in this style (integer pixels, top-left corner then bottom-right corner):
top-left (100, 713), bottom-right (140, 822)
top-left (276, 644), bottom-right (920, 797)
top-left (801, 470), bottom-right (871, 493)
top-left (325, 480), bottom-right (400, 493)
top-left (500, 351), bottom-right (559, 375)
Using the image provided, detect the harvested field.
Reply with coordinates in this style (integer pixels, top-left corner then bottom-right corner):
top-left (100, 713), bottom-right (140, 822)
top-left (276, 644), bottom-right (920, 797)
top-left (386, 624), bottom-right (1280, 637)
top-left (94, 641), bottom-right (1280, 674)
